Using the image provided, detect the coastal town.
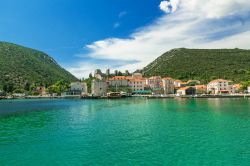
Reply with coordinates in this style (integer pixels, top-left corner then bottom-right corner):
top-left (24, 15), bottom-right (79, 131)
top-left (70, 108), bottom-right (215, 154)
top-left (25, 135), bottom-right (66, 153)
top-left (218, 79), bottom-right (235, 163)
top-left (81, 69), bottom-right (250, 98)
top-left (2, 68), bottom-right (250, 99)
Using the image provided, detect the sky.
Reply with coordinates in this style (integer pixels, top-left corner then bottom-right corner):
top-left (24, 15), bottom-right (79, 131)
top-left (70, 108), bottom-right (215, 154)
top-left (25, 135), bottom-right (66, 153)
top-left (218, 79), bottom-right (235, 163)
top-left (1, 0), bottom-right (250, 78)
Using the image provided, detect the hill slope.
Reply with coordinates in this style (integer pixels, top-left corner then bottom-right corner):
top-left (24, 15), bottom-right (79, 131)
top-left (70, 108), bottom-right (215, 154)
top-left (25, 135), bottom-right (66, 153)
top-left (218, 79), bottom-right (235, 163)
top-left (143, 48), bottom-right (250, 83)
top-left (0, 42), bottom-right (77, 89)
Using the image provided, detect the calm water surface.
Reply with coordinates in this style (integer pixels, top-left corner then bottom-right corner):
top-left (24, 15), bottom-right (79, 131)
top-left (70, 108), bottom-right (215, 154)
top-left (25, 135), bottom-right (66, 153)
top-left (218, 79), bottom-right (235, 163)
top-left (0, 98), bottom-right (250, 166)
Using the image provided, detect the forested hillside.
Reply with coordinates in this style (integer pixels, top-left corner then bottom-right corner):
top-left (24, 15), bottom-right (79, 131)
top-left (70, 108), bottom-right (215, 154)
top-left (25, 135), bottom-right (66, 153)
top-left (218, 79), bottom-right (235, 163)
top-left (0, 42), bottom-right (77, 91)
top-left (143, 48), bottom-right (250, 83)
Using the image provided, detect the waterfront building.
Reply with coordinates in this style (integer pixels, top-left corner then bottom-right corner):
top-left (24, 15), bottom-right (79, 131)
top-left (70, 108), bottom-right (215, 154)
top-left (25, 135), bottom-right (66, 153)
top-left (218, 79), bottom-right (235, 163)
top-left (146, 76), bottom-right (163, 95)
top-left (248, 86), bottom-right (250, 94)
top-left (195, 85), bottom-right (207, 94)
top-left (132, 73), bottom-right (143, 79)
top-left (146, 76), bottom-right (162, 89)
top-left (207, 79), bottom-right (234, 94)
top-left (174, 80), bottom-right (187, 88)
top-left (232, 84), bottom-right (241, 94)
top-left (62, 82), bottom-right (88, 96)
top-left (128, 79), bottom-right (146, 92)
top-left (91, 79), bottom-right (107, 96)
top-left (107, 74), bottom-right (146, 93)
top-left (70, 82), bottom-right (88, 95)
top-left (35, 86), bottom-right (47, 96)
top-left (177, 87), bottom-right (196, 96)
top-left (174, 80), bottom-right (182, 88)
top-left (108, 76), bottom-right (129, 87)
top-left (162, 77), bottom-right (175, 94)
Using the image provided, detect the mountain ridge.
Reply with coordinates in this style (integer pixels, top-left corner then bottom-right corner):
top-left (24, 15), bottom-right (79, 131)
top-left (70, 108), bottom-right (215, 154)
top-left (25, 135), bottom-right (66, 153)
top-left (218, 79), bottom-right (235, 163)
top-left (0, 41), bottom-right (78, 90)
top-left (143, 48), bottom-right (250, 83)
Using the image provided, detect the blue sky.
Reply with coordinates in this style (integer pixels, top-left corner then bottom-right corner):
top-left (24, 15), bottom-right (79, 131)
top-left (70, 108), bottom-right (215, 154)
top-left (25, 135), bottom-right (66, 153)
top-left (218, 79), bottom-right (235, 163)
top-left (0, 0), bottom-right (162, 71)
top-left (1, 0), bottom-right (250, 78)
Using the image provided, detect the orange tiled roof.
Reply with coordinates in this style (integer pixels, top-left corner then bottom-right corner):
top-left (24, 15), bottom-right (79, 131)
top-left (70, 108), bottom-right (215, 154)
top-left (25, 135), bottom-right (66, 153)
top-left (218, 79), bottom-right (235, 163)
top-left (174, 80), bottom-right (183, 83)
top-left (233, 84), bottom-right (242, 89)
top-left (195, 85), bottom-right (207, 89)
top-left (162, 77), bottom-right (173, 80)
top-left (149, 76), bottom-right (162, 79)
top-left (209, 79), bottom-right (230, 84)
top-left (109, 76), bottom-right (127, 80)
top-left (125, 76), bottom-right (132, 79)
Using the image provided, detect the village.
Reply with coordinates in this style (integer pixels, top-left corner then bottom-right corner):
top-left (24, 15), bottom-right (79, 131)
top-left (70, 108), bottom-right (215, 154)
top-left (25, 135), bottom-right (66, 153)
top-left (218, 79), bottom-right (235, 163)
top-left (1, 68), bottom-right (250, 99)
top-left (61, 69), bottom-right (250, 99)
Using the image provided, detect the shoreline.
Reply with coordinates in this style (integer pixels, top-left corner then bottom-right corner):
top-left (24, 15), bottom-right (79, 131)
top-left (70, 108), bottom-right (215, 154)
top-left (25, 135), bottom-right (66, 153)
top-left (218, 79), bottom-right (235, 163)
top-left (1, 94), bottom-right (250, 100)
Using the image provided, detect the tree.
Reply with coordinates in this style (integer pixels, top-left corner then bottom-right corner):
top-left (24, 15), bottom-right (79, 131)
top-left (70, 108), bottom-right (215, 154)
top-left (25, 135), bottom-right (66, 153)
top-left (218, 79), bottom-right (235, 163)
top-left (125, 70), bottom-right (130, 76)
top-left (83, 78), bottom-right (94, 93)
top-left (8, 84), bottom-right (14, 93)
top-left (13, 89), bottom-right (25, 93)
top-left (89, 73), bottom-right (93, 78)
top-left (24, 81), bottom-right (31, 91)
top-left (47, 80), bottom-right (70, 95)
top-left (3, 84), bottom-right (14, 93)
top-left (240, 81), bottom-right (250, 91)
top-left (3, 84), bottom-right (8, 92)
top-left (114, 70), bottom-right (118, 76)
top-left (118, 71), bottom-right (123, 76)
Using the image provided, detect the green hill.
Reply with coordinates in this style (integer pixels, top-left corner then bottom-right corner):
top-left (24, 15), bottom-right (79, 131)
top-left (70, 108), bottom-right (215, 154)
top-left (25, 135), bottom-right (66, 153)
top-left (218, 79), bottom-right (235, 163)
top-left (143, 48), bottom-right (250, 83)
top-left (0, 42), bottom-right (78, 90)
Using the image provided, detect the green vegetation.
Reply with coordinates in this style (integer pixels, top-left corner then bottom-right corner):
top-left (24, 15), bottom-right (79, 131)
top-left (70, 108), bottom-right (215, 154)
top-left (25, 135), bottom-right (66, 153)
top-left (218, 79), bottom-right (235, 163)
top-left (47, 80), bottom-right (70, 95)
top-left (143, 48), bottom-right (250, 83)
top-left (240, 81), bottom-right (250, 91)
top-left (83, 77), bottom-right (94, 93)
top-left (0, 42), bottom-right (78, 92)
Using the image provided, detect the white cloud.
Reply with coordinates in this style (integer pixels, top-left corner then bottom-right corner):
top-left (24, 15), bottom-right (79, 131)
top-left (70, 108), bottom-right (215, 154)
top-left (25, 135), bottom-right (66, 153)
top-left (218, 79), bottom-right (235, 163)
top-left (179, 0), bottom-right (250, 18)
top-left (201, 31), bottom-right (250, 49)
top-left (160, 0), bottom-right (179, 14)
top-left (69, 0), bottom-right (250, 78)
top-left (67, 62), bottom-right (106, 79)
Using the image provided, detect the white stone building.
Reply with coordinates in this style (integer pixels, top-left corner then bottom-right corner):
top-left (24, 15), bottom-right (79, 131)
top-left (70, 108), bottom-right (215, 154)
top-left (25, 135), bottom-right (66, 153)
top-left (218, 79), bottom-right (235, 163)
top-left (68, 82), bottom-right (88, 95)
top-left (176, 87), bottom-right (196, 96)
top-left (71, 82), bottom-right (87, 92)
top-left (174, 80), bottom-right (187, 88)
top-left (91, 80), bottom-right (107, 96)
top-left (248, 86), bottom-right (250, 93)
top-left (132, 73), bottom-right (143, 79)
top-left (207, 79), bottom-right (234, 94)
top-left (146, 76), bottom-right (162, 89)
top-left (108, 76), bottom-right (129, 87)
top-left (128, 79), bottom-right (146, 92)
top-left (162, 77), bottom-right (175, 94)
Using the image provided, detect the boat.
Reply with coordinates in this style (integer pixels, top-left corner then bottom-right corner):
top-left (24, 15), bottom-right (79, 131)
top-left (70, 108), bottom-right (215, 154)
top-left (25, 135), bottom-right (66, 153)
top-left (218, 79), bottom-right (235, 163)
top-left (107, 92), bottom-right (122, 99)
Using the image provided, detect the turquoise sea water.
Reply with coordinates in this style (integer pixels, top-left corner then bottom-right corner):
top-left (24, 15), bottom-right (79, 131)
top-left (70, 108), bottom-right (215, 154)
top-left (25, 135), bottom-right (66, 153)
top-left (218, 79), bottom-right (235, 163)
top-left (1, 98), bottom-right (250, 166)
